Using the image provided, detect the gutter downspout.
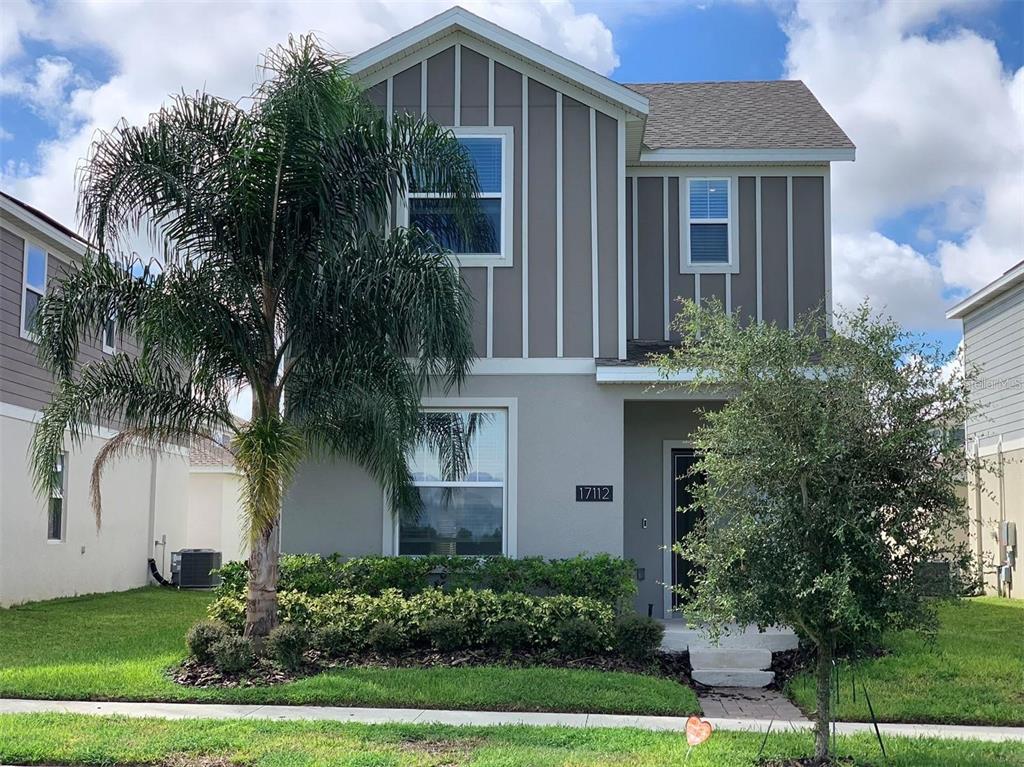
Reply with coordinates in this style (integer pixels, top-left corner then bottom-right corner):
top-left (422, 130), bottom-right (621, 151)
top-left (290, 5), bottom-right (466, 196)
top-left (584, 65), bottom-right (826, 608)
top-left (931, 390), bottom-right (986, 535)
top-left (972, 437), bottom-right (985, 589)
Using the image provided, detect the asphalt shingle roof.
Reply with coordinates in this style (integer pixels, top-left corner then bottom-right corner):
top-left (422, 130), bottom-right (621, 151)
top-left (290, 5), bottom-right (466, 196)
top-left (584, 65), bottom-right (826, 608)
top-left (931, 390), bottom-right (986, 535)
top-left (625, 81), bottom-right (855, 151)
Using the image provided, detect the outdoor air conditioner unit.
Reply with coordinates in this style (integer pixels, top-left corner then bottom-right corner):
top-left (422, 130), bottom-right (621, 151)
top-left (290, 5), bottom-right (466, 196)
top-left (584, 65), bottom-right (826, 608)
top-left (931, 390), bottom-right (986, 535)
top-left (171, 549), bottom-right (223, 588)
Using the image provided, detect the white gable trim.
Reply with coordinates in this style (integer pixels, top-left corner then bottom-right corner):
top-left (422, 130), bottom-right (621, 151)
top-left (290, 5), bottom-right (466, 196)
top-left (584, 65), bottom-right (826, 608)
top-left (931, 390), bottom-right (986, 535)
top-left (348, 7), bottom-right (648, 118)
top-left (946, 261), bottom-right (1024, 320)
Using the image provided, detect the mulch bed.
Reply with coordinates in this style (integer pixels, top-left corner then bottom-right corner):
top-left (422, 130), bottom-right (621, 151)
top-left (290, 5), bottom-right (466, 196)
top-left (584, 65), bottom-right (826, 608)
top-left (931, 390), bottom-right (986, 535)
top-left (170, 648), bottom-right (692, 689)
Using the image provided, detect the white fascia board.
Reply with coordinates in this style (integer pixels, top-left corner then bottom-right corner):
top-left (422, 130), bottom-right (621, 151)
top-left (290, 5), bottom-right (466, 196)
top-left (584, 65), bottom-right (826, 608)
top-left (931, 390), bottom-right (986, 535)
top-left (0, 197), bottom-right (87, 259)
top-left (346, 6), bottom-right (649, 117)
top-left (946, 262), bottom-right (1024, 320)
top-left (595, 366), bottom-right (698, 384)
top-left (639, 147), bottom-right (856, 164)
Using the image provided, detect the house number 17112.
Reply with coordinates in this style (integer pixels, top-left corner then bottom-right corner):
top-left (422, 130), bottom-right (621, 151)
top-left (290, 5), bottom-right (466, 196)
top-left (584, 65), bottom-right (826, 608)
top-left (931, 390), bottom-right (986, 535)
top-left (575, 485), bottom-right (613, 502)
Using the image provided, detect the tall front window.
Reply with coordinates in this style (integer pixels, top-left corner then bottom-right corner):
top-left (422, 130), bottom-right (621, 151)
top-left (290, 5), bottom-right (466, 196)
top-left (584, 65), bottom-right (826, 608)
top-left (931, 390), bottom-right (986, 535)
top-left (21, 241), bottom-right (47, 338)
top-left (407, 129), bottom-right (511, 263)
top-left (687, 178), bottom-right (731, 266)
top-left (400, 409), bottom-right (507, 555)
top-left (47, 454), bottom-right (66, 541)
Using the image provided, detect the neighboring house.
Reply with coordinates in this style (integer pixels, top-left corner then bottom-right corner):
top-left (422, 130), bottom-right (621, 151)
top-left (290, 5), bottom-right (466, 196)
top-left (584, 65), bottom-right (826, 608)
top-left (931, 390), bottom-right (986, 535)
top-left (282, 8), bottom-right (855, 617)
top-left (0, 191), bottom-right (190, 606)
top-left (947, 260), bottom-right (1024, 599)
top-left (187, 434), bottom-right (246, 564)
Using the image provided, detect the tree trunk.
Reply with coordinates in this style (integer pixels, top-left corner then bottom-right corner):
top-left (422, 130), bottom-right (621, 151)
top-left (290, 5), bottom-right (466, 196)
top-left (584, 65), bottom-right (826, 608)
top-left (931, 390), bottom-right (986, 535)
top-left (813, 641), bottom-right (833, 764)
top-left (243, 517), bottom-right (280, 642)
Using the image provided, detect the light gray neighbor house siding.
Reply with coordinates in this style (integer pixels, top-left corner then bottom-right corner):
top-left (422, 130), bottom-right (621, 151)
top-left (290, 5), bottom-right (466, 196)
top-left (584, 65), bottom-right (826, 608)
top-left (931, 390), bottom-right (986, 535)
top-left (961, 277), bottom-right (1024, 448)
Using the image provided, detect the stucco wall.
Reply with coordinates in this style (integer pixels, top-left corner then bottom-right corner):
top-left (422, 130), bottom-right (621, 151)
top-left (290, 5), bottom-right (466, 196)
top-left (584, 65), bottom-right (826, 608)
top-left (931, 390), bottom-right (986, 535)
top-left (186, 471), bottom-right (246, 564)
top-left (968, 444), bottom-right (1024, 599)
top-left (0, 412), bottom-right (189, 606)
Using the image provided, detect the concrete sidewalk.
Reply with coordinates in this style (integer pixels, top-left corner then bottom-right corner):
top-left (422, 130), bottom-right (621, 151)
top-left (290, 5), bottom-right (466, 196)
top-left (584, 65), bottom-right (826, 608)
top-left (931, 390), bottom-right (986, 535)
top-left (1, 698), bottom-right (1021, 743)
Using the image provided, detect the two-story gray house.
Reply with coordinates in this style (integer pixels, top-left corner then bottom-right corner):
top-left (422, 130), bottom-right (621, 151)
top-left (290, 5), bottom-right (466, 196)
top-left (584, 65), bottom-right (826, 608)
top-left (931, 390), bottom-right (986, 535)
top-left (279, 7), bottom-right (855, 618)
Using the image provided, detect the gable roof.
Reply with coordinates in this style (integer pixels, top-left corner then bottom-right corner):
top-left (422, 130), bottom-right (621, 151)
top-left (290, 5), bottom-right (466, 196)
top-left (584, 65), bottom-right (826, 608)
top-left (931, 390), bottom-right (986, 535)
top-left (946, 260), bottom-right (1024, 320)
top-left (0, 191), bottom-right (90, 256)
top-left (347, 6), bottom-right (649, 117)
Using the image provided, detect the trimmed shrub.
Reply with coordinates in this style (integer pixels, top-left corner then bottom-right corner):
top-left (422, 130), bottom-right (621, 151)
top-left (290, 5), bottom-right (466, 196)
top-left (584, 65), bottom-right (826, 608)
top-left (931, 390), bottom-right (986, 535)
top-left (422, 616), bottom-right (468, 653)
top-left (212, 553), bottom-right (636, 608)
top-left (487, 618), bottom-right (531, 652)
top-left (186, 620), bottom-right (230, 664)
top-left (556, 617), bottom-right (604, 658)
top-left (314, 624), bottom-right (356, 659)
top-left (265, 623), bottom-right (308, 670)
top-left (614, 614), bottom-right (664, 662)
top-left (211, 635), bottom-right (255, 674)
top-left (367, 620), bottom-right (409, 655)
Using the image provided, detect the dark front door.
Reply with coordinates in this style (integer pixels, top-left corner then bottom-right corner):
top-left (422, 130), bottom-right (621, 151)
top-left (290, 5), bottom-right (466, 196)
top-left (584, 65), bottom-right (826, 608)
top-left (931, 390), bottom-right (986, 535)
top-left (671, 448), bottom-right (703, 608)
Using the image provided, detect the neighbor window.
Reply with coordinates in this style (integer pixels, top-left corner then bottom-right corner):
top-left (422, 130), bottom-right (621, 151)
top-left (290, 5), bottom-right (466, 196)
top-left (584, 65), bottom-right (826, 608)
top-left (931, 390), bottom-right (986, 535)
top-left (21, 241), bottom-right (47, 338)
top-left (102, 315), bottom-right (116, 354)
top-left (687, 178), bottom-right (731, 266)
top-left (47, 454), bottom-right (66, 541)
top-left (407, 129), bottom-right (511, 263)
top-left (399, 409), bottom-right (507, 555)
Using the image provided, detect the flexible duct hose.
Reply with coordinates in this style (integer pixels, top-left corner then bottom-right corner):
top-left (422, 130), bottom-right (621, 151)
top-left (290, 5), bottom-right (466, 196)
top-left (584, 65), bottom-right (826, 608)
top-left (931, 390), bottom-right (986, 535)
top-left (148, 558), bottom-right (173, 587)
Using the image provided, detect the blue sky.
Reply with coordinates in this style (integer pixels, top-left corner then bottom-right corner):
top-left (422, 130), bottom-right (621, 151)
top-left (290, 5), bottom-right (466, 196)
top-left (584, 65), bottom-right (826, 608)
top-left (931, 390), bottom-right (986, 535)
top-left (2, 0), bottom-right (1022, 359)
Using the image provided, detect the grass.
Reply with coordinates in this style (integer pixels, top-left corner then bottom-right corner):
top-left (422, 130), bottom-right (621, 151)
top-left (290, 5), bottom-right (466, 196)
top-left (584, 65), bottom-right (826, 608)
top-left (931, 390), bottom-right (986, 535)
top-left (788, 597), bottom-right (1024, 726)
top-left (0, 587), bottom-right (698, 716)
top-left (3, 714), bottom-right (1023, 767)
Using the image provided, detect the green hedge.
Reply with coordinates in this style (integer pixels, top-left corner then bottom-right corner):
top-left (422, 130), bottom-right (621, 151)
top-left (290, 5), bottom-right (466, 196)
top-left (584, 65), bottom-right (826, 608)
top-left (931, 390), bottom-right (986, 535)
top-left (213, 553), bottom-right (636, 608)
top-left (208, 588), bottom-right (618, 653)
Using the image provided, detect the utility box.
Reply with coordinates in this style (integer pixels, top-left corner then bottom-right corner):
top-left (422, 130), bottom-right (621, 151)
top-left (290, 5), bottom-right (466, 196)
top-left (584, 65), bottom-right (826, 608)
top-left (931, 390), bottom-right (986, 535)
top-left (171, 549), bottom-right (223, 588)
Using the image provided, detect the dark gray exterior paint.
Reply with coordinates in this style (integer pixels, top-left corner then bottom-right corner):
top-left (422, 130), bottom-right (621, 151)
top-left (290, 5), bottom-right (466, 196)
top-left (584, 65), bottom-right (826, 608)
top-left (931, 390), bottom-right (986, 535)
top-left (392, 63), bottom-right (421, 115)
top-left (625, 180), bottom-right (633, 338)
top-left (562, 95), bottom-right (592, 358)
top-left (460, 266), bottom-right (488, 355)
top-left (636, 177), bottom-right (664, 340)
top-left (792, 176), bottom-right (826, 322)
top-left (459, 46), bottom-right (488, 127)
top-left (527, 78), bottom-right (557, 358)
top-left (760, 176), bottom-right (789, 328)
top-left (733, 177), bottom-right (758, 324)
top-left (426, 47), bottom-right (455, 126)
top-left (490, 62), bottom-right (524, 357)
top-left (700, 273), bottom-right (725, 310)
top-left (596, 111), bottom-right (619, 358)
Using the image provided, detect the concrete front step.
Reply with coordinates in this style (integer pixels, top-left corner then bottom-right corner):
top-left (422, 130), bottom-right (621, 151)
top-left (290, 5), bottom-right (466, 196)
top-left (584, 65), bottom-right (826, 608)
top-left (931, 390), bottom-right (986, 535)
top-left (691, 669), bottom-right (776, 688)
top-left (689, 647), bottom-right (772, 671)
top-left (662, 628), bottom-right (799, 653)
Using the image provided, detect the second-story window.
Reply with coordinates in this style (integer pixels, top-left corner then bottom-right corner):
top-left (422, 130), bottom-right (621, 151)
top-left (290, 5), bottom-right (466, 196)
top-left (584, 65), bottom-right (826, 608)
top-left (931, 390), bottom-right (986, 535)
top-left (687, 178), bottom-right (731, 267)
top-left (407, 128), bottom-right (512, 265)
top-left (21, 241), bottom-right (47, 339)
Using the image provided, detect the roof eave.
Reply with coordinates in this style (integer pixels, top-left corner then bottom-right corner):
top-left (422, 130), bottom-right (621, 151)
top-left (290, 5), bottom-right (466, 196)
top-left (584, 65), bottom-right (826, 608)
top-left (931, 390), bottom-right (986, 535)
top-left (946, 262), bottom-right (1024, 320)
top-left (346, 6), bottom-right (649, 117)
top-left (638, 147), bottom-right (855, 164)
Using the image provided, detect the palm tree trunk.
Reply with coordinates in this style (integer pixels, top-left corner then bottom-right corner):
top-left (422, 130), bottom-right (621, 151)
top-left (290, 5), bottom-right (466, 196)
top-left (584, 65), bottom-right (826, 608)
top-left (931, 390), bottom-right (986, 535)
top-left (243, 516), bottom-right (280, 641)
top-left (813, 641), bottom-right (832, 764)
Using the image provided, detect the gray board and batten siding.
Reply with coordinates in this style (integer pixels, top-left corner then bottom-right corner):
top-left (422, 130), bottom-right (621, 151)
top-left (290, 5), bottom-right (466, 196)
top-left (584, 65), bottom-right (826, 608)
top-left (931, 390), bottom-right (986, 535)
top-left (626, 171), bottom-right (829, 341)
top-left (361, 38), bottom-right (622, 361)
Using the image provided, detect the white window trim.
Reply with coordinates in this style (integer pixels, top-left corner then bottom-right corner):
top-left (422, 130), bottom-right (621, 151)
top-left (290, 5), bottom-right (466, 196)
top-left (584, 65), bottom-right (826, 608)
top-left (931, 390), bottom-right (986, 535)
top-left (20, 238), bottom-right (48, 342)
top-left (47, 452), bottom-right (67, 543)
top-left (384, 396), bottom-right (518, 557)
top-left (403, 126), bottom-right (515, 268)
top-left (102, 314), bottom-right (117, 355)
top-left (682, 176), bottom-right (738, 275)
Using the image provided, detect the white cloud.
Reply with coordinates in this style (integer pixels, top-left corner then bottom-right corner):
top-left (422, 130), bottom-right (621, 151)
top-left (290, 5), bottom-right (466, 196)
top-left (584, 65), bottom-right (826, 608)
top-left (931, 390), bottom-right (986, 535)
top-left (832, 231), bottom-right (948, 330)
top-left (1, 0), bottom-right (618, 228)
top-left (1, 54), bottom-right (85, 126)
top-left (0, 127), bottom-right (13, 141)
top-left (785, 0), bottom-right (1024, 318)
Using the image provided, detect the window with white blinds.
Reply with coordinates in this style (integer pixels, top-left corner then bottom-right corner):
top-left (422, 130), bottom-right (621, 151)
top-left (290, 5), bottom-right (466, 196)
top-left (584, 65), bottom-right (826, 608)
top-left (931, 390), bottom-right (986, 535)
top-left (687, 178), bottom-right (731, 266)
top-left (407, 128), bottom-right (511, 263)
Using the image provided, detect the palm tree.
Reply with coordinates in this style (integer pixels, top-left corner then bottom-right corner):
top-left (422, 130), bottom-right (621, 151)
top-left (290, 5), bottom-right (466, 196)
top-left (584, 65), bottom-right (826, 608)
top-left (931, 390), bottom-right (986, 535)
top-left (30, 35), bottom-right (482, 638)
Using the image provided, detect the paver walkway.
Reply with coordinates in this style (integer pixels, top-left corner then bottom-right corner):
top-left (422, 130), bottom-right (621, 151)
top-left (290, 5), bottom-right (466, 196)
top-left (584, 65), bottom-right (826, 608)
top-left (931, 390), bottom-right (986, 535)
top-left (0, 699), bottom-right (1021, 742)
top-left (697, 687), bottom-right (807, 722)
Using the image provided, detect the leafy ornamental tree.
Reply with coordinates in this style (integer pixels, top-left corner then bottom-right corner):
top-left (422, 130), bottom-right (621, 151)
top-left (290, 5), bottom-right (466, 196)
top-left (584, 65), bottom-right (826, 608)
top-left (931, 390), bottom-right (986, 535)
top-left (654, 301), bottom-right (976, 765)
top-left (30, 36), bottom-right (483, 639)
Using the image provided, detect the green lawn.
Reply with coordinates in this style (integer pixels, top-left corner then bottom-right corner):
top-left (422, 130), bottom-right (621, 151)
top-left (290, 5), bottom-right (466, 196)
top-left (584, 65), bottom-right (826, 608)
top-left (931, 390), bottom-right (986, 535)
top-left (0, 587), bottom-right (698, 716)
top-left (788, 597), bottom-right (1024, 726)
